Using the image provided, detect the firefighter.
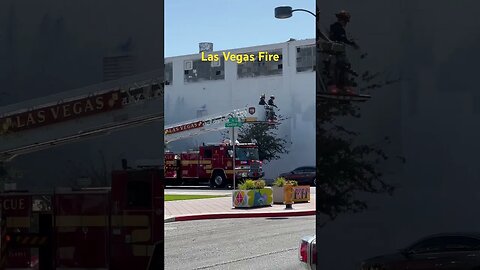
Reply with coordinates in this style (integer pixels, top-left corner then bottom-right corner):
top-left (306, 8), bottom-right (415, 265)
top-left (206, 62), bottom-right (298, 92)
top-left (328, 10), bottom-right (359, 92)
top-left (259, 94), bottom-right (266, 105)
top-left (329, 10), bottom-right (359, 49)
top-left (267, 95), bottom-right (277, 108)
top-left (266, 95), bottom-right (277, 121)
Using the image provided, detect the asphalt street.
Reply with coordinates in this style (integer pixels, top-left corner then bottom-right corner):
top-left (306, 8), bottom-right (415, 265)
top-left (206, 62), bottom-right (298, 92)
top-left (164, 216), bottom-right (315, 270)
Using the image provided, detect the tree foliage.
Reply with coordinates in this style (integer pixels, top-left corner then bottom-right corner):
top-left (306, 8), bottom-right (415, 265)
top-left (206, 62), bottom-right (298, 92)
top-left (317, 47), bottom-right (403, 222)
top-left (236, 117), bottom-right (290, 163)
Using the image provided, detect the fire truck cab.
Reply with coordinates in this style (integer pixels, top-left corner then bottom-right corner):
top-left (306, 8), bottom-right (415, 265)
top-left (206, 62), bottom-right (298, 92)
top-left (0, 168), bottom-right (164, 270)
top-left (165, 141), bottom-right (263, 188)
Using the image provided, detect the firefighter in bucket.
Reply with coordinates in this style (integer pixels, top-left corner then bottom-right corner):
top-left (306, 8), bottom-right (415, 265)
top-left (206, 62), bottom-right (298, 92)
top-left (258, 94), bottom-right (266, 105)
top-left (265, 95), bottom-right (277, 122)
top-left (324, 10), bottom-right (360, 94)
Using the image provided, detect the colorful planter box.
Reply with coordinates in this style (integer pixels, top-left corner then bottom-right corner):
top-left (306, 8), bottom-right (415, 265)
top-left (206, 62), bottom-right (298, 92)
top-left (292, 186), bottom-right (310, 203)
top-left (232, 188), bottom-right (273, 208)
top-left (273, 185), bottom-right (311, 204)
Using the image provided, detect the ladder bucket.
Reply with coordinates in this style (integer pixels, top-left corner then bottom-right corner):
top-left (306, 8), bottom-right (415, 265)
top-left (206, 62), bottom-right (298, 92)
top-left (243, 105), bottom-right (275, 123)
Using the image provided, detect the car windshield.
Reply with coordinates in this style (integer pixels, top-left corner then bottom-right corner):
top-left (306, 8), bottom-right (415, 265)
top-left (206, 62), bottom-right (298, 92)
top-left (293, 167), bottom-right (316, 173)
top-left (235, 147), bottom-right (259, 161)
top-left (409, 236), bottom-right (480, 253)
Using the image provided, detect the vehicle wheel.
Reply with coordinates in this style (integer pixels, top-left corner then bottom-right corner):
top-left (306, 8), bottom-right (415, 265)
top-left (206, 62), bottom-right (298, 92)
top-left (211, 172), bottom-right (226, 188)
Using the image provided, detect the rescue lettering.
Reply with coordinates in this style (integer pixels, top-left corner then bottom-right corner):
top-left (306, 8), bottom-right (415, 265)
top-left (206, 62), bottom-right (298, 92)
top-left (0, 198), bottom-right (26, 210)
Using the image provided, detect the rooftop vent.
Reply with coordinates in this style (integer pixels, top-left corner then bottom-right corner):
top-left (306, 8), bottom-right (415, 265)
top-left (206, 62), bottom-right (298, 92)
top-left (199, 42), bottom-right (213, 53)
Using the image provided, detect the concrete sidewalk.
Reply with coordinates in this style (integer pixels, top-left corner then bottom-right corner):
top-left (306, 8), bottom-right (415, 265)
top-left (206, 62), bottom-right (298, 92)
top-left (164, 195), bottom-right (316, 222)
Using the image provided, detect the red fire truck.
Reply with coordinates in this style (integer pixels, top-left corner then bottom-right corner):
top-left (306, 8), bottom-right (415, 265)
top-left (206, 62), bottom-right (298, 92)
top-left (0, 167), bottom-right (163, 270)
top-left (164, 105), bottom-right (272, 187)
top-left (165, 142), bottom-right (263, 188)
top-left (0, 71), bottom-right (164, 269)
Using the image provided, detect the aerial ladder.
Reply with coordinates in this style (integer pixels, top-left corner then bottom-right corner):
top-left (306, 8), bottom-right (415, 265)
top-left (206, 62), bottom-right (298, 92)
top-left (164, 104), bottom-right (276, 144)
top-left (131, 102), bottom-right (277, 169)
top-left (0, 69), bottom-right (164, 161)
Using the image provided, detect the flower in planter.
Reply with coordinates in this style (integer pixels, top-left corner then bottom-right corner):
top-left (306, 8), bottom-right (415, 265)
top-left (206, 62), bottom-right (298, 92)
top-left (254, 180), bottom-right (266, 189)
top-left (286, 180), bottom-right (298, 186)
top-left (273, 177), bottom-right (299, 187)
top-left (273, 177), bottom-right (287, 187)
top-left (238, 179), bottom-right (266, 190)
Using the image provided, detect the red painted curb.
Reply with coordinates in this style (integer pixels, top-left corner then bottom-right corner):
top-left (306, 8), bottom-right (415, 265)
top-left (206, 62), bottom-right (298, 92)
top-left (169, 210), bottom-right (316, 222)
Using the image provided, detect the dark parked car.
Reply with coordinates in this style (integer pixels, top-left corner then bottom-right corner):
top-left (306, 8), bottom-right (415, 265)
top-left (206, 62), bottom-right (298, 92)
top-left (279, 166), bottom-right (316, 186)
top-left (362, 233), bottom-right (480, 270)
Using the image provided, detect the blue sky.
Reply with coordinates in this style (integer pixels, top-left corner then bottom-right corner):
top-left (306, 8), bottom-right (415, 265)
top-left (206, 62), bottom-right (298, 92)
top-left (165, 0), bottom-right (315, 57)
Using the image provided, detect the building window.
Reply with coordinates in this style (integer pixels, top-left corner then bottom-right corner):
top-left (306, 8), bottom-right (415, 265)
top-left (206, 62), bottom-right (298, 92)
top-left (103, 55), bottom-right (135, 81)
top-left (296, 45), bottom-right (316, 72)
top-left (237, 49), bottom-right (283, 78)
top-left (165, 62), bottom-right (173, 85)
top-left (184, 58), bottom-right (225, 83)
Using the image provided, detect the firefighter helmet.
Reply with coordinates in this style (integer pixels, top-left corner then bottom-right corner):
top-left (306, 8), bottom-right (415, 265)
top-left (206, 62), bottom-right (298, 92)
top-left (336, 10), bottom-right (351, 22)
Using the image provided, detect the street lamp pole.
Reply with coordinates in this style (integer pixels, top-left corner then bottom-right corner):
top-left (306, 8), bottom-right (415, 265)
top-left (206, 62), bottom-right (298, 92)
top-left (291, 8), bottom-right (316, 17)
top-left (274, 6), bottom-right (331, 43)
top-left (274, 6), bottom-right (317, 19)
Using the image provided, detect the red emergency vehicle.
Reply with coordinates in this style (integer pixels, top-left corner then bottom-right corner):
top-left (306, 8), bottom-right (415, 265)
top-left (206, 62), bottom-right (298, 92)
top-left (0, 70), bottom-right (165, 270)
top-left (165, 141), bottom-right (264, 188)
top-left (0, 168), bottom-right (163, 270)
top-left (163, 104), bottom-right (274, 188)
